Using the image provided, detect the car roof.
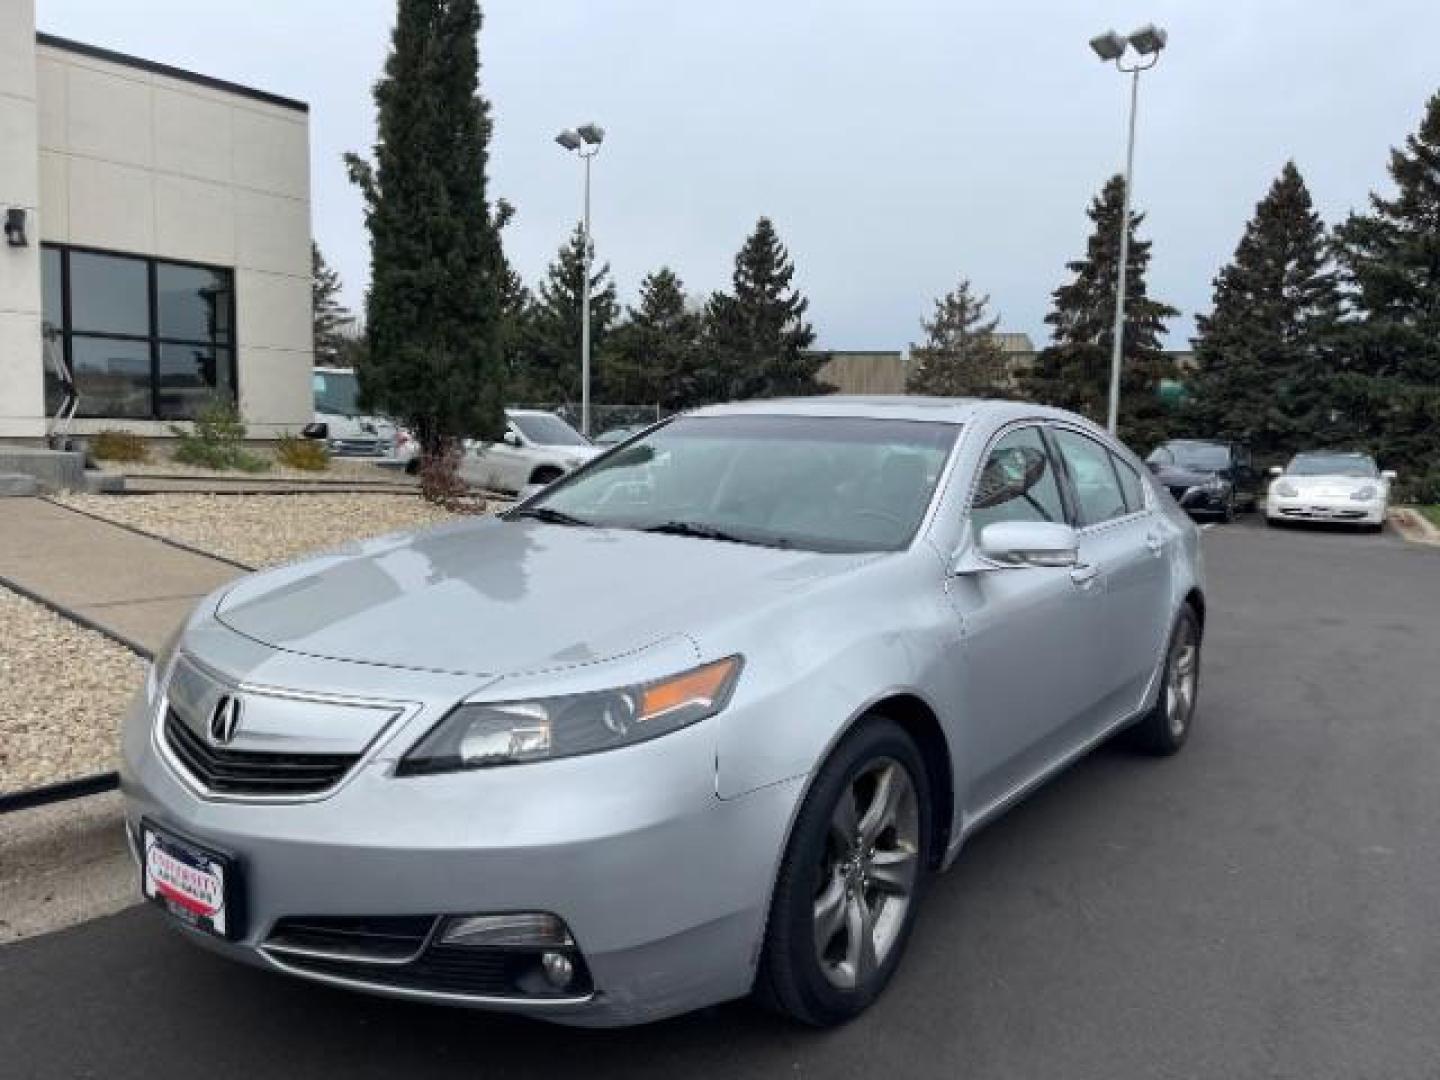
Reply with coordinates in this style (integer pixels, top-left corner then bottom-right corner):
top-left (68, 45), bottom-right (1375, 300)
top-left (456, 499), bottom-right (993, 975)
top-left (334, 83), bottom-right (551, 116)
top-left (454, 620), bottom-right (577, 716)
top-left (686, 396), bottom-right (1088, 428)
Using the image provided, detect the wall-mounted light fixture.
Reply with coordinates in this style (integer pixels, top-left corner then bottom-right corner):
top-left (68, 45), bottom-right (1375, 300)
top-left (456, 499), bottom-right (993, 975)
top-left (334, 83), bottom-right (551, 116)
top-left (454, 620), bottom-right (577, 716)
top-left (4, 208), bottom-right (27, 247)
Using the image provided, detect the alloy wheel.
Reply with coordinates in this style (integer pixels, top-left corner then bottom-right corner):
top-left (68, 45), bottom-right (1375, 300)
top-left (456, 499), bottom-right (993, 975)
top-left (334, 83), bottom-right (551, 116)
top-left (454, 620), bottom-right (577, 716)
top-left (1166, 619), bottom-right (1199, 738)
top-left (812, 758), bottom-right (920, 991)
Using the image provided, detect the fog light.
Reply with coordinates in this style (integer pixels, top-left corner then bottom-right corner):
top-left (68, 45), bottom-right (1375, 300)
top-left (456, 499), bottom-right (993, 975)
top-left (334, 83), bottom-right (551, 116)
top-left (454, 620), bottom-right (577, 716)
top-left (541, 951), bottom-right (574, 989)
top-left (439, 912), bottom-right (573, 948)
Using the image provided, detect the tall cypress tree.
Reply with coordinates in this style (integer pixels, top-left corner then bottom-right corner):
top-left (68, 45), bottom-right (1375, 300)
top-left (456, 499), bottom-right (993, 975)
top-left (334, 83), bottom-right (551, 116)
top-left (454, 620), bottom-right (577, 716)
top-left (1022, 175), bottom-right (1179, 450)
top-left (1185, 162), bottom-right (1340, 458)
top-left (344, 0), bottom-right (508, 465)
top-left (606, 267), bottom-right (702, 410)
top-left (906, 277), bottom-right (1011, 397)
top-left (1331, 90), bottom-right (1440, 490)
top-left (702, 217), bottom-right (825, 402)
top-left (310, 242), bottom-right (352, 367)
top-left (511, 224), bottom-right (619, 404)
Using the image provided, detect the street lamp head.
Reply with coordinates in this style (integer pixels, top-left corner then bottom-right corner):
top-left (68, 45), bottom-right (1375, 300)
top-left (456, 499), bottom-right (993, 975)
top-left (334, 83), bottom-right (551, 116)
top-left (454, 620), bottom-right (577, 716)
top-left (1089, 30), bottom-right (1127, 62)
top-left (555, 129), bottom-right (582, 151)
top-left (1127, 24), bottom-right (1168, 56)
top-left (577, 123), bottom-right (605, 146)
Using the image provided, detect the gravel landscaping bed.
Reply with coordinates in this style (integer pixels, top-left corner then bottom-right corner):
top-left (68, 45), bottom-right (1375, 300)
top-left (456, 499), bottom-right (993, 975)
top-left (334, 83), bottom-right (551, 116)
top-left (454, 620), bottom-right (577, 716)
top-left (95, 457), bottom-right (410, 483)
top-left (50, 493), bottom-right (464, 568)
top-left (0, 587), bottom-right (145, 795)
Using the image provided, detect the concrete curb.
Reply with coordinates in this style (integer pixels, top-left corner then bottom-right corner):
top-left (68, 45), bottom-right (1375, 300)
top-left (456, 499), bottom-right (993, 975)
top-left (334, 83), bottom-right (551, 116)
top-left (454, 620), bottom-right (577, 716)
top-left (1389, 508), bottom-right (1440, 546)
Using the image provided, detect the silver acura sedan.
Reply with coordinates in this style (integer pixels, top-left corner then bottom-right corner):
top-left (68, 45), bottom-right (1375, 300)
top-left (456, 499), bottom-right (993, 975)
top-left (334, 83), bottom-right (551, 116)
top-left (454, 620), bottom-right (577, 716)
top-left (122, 397), bottom-right (1205, 1028)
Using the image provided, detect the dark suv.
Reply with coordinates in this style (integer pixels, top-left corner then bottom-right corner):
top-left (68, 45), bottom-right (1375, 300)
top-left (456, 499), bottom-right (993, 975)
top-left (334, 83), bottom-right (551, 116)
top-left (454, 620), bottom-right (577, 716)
top-left (1146, 439), bottom-right (1260, 521)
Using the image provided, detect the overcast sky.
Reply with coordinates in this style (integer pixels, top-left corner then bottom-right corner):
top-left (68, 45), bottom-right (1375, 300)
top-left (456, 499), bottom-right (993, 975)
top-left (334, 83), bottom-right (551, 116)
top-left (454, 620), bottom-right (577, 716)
top-left (36, 0), bottom-right (1440, 350)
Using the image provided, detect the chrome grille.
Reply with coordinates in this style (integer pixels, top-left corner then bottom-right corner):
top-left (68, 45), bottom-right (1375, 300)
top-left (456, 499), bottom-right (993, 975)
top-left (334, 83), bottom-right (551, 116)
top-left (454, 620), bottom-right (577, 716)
top-left (163, 708), bottom-right (358, 796)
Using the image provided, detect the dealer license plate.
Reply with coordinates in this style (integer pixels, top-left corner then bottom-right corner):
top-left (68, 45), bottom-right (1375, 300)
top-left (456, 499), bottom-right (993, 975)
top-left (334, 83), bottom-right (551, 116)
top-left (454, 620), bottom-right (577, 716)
top-left (142, 821), bottom-right (239, 939)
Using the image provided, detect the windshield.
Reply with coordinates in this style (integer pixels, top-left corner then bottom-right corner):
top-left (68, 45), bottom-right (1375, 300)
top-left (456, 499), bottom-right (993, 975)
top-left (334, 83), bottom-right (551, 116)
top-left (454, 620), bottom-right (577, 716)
top-left (313, 371), bottom-right (361, 416)
top-left (1287, 453), bottom-right (1377, 477)
top-left (511, 412), bottom-right (590, 447)
top-left (1148, 443), bottom-right (1231, 471)
top-left (520, 414), bottom-right (960, 553)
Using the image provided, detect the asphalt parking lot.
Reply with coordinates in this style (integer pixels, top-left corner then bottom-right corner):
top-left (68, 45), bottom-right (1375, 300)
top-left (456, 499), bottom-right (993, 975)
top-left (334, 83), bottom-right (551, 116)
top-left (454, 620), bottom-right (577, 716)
top-left (2, 516), bottom-right (1438, 1079)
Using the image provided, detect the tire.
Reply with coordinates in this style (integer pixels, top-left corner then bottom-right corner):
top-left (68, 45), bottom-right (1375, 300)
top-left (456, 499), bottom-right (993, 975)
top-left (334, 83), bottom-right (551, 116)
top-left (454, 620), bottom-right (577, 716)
top-left (756, 717), bottom-right (932, 1027)
top-left (1127, 605), bottom-right (1202, 756)
top-left (403, 458), bottom-right (420, 477)
top-left (530, 466), bottom-right (564, 487)
top-left (1220, 494), bottom-right (1236, 524)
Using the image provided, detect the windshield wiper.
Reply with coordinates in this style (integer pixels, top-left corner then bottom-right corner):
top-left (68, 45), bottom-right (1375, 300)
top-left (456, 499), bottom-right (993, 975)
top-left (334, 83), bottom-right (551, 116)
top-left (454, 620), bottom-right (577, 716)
top-left (508, 507), bottom-right (593, 527)
top-left (643, 521), bottom-right (788, 548)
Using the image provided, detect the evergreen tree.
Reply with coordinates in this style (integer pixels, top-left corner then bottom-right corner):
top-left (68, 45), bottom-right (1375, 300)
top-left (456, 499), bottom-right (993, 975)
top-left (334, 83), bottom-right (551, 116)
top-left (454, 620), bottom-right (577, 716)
top-left (512, 223), bottom-right (618, 404)
top-left (1186, 163), bottom-right (1340, 459)
top-left (906, 277), bottom-right (1011, 397)
top-left (343, 0), bottom-right (508, 470)
top-left (702, 217), bottom-right (825, 402)
top-left (1331, 90), bottom-right (1440, 491)
top-left (606, 267), bottom-right (702, 410)
top-left (1022, 175), bottom-right (1179, 451)
top-left (311, 242), bottom-right (353, 366)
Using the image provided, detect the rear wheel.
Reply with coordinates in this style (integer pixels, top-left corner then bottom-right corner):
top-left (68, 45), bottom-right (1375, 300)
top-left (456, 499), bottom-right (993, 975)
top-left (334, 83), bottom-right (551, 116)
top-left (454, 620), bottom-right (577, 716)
top-left (530, 466), bottom-right (564, 487)
top-left (1127, 605), bottom-right (1201, 756)
top-left (756, 717), bottom-right (930, 1027)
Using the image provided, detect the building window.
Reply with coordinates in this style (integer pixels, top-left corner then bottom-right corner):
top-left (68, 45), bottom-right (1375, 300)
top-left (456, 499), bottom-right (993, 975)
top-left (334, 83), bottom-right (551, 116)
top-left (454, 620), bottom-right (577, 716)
top-left (41, 244), bottom-right (236, 421)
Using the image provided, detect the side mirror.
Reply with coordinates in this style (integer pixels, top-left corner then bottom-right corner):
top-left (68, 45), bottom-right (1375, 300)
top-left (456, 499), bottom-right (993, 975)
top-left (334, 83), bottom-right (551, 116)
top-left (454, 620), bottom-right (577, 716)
top-left (1381, 469), bottom-right (1397, 481)
top-left (502, 430), bottom-right (522, 448)
top-left (954, 521), bottom-right (1080, 574)
top-left (1268, 466), bottom-right (1283, 477)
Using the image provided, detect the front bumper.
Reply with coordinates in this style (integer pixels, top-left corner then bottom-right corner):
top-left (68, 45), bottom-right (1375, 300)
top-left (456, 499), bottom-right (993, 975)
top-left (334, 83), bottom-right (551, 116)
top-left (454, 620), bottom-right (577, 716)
top-left (1266, 494), bottom-right (1385, 525)
top-left (120, 679), bottom-right (802, 1027)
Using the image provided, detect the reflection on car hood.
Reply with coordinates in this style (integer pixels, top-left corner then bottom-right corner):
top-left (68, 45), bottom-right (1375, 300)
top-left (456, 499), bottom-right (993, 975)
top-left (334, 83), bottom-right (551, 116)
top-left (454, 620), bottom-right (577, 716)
top-left (1150, 464), bottom-right (1221, 486)
top-left (215, 517), bottom-right (871, 677)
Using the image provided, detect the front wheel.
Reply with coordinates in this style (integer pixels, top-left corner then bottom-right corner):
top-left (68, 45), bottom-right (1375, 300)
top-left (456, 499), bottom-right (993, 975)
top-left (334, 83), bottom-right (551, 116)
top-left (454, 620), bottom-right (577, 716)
top-left (1127, 605), bottom-right (1201, 755)
top-left (756, 717), bottom-right (931, 1026)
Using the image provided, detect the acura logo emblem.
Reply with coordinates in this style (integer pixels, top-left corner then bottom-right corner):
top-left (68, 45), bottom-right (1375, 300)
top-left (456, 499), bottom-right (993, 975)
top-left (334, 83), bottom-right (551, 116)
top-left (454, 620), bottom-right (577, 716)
top-left (209, 695), bottom-right (243, 745)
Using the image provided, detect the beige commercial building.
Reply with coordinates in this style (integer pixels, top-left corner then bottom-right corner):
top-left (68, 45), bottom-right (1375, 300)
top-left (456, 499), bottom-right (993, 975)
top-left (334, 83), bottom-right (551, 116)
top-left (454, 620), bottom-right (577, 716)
top-left (0, 0), bottom-right (312, 442)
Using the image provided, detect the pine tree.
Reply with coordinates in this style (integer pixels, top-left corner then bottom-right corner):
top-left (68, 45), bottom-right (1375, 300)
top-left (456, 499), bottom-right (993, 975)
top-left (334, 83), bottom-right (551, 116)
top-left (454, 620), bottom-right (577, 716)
top-left (606, 267), bottom-right (702, 410)
top-left (1022, 175), bottom-right (1179, 451)
top-left (343, 0), bottom-right (508, 470)
top-left (702, 217), bottom-right (825, 402)
top-left (1331, 90), bottom-right (1440, 492)
top-left (511, 223), bottom-right (618, 404)
top-left (906, 278), bottom-right (1011, 397)
top-left (311, 242), bottom-right (353, 366)
top-left (1185, 163), bottom-right (1340, 459)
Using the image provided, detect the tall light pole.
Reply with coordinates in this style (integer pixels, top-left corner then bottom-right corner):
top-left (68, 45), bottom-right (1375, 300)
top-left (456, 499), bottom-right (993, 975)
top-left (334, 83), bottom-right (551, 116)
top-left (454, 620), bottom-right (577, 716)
top-left (1089, 24), bottom-right (1167, 436)
top-left (555, 123), bottom-right (605, 437)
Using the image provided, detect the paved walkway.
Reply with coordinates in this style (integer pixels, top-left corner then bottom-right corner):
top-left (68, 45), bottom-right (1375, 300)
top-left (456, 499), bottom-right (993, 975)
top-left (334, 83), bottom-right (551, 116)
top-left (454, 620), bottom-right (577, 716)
top-left (0, 497), bottom-right (242, 653)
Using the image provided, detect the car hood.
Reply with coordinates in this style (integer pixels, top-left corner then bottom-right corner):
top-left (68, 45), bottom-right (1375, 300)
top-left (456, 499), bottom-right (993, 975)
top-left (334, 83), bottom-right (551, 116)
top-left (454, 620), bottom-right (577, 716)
top-left (214, 517), bottom-right (874, 677)
top-left (1275, 474), bottom-right (1380, 495)
top-left (1150, 464), bottom-right (1221, 487)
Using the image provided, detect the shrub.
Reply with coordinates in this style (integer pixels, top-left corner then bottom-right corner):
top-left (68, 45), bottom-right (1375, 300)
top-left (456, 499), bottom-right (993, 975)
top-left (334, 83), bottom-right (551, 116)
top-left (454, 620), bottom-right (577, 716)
top-left (1394, 471), bottom-right (1440, 506)
top-left (90, 429), bottom-right (149, 463)
top-left (275, 435), bottom-right (331, 472)
top-left (170, 401), bottom-right (269, 473)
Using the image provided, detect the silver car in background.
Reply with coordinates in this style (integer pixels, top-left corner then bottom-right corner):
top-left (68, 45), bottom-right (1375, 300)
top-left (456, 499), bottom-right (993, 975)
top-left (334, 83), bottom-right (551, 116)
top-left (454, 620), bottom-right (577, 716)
top-left (121, 397), bottom-right (1205, 1028)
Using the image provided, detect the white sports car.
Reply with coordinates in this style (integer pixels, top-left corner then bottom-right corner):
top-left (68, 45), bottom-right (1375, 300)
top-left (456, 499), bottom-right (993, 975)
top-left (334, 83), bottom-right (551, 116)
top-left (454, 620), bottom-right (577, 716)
top-left (1265, 452), bottom-right (1395, 531)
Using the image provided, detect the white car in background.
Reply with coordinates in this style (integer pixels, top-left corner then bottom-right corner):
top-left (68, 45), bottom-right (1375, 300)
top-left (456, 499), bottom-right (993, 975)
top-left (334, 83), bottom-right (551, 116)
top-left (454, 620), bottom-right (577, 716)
top-left (1266, 451), bottom-right (1395, 531)
top-left (304, 367), bottom-right (398, 458)
top-left (459, 409), bottom-right (601, 494)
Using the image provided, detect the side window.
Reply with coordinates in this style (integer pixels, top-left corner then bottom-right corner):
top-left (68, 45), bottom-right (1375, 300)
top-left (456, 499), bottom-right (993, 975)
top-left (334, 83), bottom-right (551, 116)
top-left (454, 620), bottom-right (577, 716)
top-left (1052, 429), bottom-right (1128, 527)
top-left (1113, 454), bottom-right (1146, 513)
top-left (969, 426), bottom-right (1067, 533)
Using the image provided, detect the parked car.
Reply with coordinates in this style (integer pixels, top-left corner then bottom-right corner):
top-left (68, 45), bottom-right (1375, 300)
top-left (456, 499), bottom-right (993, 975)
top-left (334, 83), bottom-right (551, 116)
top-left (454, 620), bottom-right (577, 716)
top-left (592, 423), bottom-right (648, 447)
top-left (122, 398), bottom-right (1205, 1028)
top-left (1265, 451), bottom-right (1394, 531)
top-left (302, 367), bottom-right (399, 458)
top-left (458, 409), bottom-right (600, 493)
top-left (1146, 439), bottom-right (1260, 521)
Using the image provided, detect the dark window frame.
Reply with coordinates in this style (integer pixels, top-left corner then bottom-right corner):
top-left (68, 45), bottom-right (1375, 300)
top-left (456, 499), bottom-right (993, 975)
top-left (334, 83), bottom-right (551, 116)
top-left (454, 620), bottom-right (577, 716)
top-left (41, 242), bottom-right (238, 421)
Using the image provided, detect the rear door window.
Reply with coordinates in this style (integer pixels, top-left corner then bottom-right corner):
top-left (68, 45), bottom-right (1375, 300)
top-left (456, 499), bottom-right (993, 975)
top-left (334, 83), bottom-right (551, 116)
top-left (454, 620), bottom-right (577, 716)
top-left (1113, 454), bottom-right (1147, 513)
top-left (1052, 429), bottom-right (1129, 527)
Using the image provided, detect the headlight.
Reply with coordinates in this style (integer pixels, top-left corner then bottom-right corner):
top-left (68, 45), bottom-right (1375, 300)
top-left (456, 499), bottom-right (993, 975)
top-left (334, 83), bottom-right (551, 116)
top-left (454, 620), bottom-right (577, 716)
top-left (398, 656), bottom-right (743, 775)
top-left (1204, 475), bottom-right (1229, 492)
top-left (146, 621), bottom-right (186, 701)
top-left (1274, 480), bottom-right (1298, 498)
top-left (1350, 485), bottom-right (1377, 501)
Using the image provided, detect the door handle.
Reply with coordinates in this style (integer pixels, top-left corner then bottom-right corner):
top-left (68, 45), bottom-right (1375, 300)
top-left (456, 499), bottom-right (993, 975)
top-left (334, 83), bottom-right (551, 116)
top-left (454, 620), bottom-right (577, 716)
top-left (1069, 563), bottom-right (1101, 589)
top-left (1145, 532), bottom-right (1164, 556)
